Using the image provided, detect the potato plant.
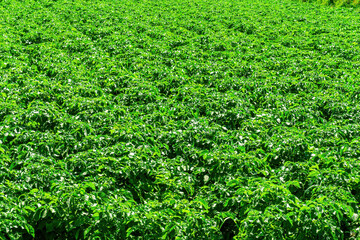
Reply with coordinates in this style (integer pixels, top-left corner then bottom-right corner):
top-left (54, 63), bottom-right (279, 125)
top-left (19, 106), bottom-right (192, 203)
top-left (1, 0), bottom-right (360, 239)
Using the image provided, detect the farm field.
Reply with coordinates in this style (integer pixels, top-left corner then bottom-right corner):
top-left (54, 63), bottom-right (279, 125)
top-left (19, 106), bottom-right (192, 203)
top-left (305, 0), bottom-right (360, 7)
top-left (1, 0), bottom-right (360, 239)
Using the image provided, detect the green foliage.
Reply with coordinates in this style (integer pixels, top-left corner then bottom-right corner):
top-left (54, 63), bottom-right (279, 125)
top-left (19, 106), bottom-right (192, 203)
top-left (301, 0), bottom-right (360, 7)
top-left (1, 0), bottom-right (360, 239)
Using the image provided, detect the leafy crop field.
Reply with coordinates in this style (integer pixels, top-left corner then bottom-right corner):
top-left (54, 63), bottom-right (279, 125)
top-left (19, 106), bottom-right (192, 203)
top-left (302, 0), bottom-right (360, 7)
top-left (1, 0), bottom-right (360, 239)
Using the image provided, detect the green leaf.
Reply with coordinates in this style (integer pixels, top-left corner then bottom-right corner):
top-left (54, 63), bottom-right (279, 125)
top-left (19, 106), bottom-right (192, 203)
top-left (24, 224), bottom-right (35, 238)
top-left (84, 226), bottom-right (92, 238)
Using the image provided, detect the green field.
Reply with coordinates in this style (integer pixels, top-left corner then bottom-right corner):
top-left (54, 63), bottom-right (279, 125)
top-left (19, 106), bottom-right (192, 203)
top-left (1, 0), bottom-right (360, 239)
top-left (304, 0), bottom-right (360, 7)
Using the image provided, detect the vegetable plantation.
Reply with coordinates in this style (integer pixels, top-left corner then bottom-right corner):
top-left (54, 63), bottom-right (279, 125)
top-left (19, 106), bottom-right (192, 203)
top-left (1, 0), bottom-right (360, 239)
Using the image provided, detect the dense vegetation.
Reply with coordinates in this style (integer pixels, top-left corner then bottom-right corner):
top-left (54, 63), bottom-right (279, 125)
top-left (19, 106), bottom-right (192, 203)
top-left (302, 0), bottom-right (360, 7)
top-left (1, 0), bottom-right (360, 239)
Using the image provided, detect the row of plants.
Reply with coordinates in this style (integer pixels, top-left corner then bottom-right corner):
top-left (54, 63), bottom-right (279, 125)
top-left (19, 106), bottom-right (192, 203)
top-left (301, 0), bottom-right (360, 7)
